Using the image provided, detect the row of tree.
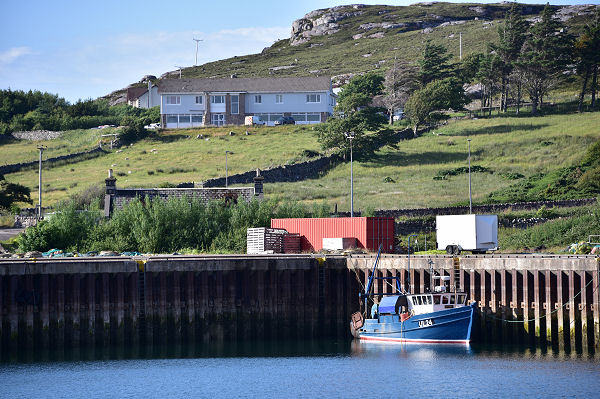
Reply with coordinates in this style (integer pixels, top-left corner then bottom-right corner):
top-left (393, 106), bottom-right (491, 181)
top-left (318, 4), bottom-right (600, 157)
top-left (0, 89), bottom-right (159, 135)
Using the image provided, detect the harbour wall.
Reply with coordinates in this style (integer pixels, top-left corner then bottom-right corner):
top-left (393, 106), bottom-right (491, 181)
top-left (1, 254), bottom-right (599, 355)
top-left (348, 254), bottom-right (600, 353)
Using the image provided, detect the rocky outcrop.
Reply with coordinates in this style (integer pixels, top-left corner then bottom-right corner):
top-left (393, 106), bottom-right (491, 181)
top-left (290, 5), bottom-right (366, 46)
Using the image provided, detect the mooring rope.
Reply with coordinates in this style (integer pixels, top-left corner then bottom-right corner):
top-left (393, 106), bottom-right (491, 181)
top-left (485, 272), bottom-right (599, 324)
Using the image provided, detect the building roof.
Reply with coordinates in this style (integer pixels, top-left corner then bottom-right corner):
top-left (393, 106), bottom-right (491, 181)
top-left (127, 87), bottom-right (148, 101)
top-left (158, 76), bottom-right (332, 94)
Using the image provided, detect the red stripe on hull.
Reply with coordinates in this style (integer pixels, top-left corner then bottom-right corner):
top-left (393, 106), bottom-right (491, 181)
top-left (360, 336), bottom-right (470, 345)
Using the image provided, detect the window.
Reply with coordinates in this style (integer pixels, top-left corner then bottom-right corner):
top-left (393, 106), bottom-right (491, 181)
top-left (178, 114), bottom-right (190, 123)
top-left (166, 95), bottom-right (180, 105)
top-left (195, 96), bottom-right (203, 104)
top-left (211, 113), bottom-right (225, 126)
top-left (291, 113), bottom-right (306, 122)
top-left (191, 115), bottom-right (203, 123)
top-left (306, 94), bottom-right (321, 103)
top-left (433, 295), bottom-right (441, 305)
top-left (276, 94), bottom-right (283, 104)
top-left (254, 95), bottom-right (262, 104)
top-left (449, 295), bottom-right (456, 305)
top-left (211, 95), bottom-right (225, 104)
top-left (231, 95), bottom-right (239, 114)
top-left (442, 295), bottom-right (449, 305)
top-left (166, 114), bottom-right (178, 123)
top-left (307, 112), bottom-right (321, 122)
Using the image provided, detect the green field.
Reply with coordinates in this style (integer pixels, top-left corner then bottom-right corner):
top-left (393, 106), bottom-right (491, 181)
top-left (2, 125), bottom-right (321, 206)
top-left (3, 111), bottom-right (599, 211)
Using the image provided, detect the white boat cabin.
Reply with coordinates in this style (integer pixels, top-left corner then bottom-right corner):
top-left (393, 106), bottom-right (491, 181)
top-left (407, 293), bottom-right (468, 315)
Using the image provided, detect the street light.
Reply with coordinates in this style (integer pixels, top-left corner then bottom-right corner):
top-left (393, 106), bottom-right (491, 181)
top-left (407, 234), bottom-right (417, 294)
top-left (467, 138), bottom-right (472, 214)
top-left (344, 131), bottom-right (355, 217)
top-left (225, 150), bottom-right (233, 187)
top-left (37, 146), bottom-right (46, 221)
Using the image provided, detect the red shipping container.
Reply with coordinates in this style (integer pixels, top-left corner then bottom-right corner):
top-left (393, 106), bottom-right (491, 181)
top-left (271, 217), bottom-right (394, 253)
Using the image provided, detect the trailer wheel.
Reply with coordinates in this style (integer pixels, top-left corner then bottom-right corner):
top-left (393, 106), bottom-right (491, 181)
top-left (453, 246), bottom-right (461, 255)
top-left (445, 245), bottom-right (454, 255)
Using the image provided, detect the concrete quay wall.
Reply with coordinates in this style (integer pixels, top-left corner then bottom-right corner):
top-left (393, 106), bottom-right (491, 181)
top-left (0, 255), bottom-right (355, 356)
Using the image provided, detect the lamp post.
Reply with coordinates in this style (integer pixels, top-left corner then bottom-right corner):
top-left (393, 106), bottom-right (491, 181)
top-left (225, 150), bottom-right (232, 187)
top-left (467, 139), bottom-right (472, 214)
top-left (37, 146), bottom-right (46, 220)
top-left (344, 131), bottom-right (355, 217)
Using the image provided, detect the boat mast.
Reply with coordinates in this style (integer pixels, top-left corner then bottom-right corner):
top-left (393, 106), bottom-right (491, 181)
top-left (363, 244), bottom-right (383, 312)
top-left (407, 235), bottom-right (417, 294)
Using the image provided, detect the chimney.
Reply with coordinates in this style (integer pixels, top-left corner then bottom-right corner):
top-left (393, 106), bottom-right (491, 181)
top-left (253, 168), bottom-right (264, 200)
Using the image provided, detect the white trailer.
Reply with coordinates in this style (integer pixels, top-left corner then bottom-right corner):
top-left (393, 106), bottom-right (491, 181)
top-left (436, 214), bottom-right (498, 254)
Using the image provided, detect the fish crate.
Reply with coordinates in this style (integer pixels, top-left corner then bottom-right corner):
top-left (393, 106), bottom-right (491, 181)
top-left (282, 233), bottom-right (301, 254)
top-left (246, 227), bottom-right (288, 254)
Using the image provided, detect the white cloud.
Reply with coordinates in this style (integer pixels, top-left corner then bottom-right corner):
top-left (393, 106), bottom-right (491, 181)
top-left (0, 47), bottom-right (32, 67)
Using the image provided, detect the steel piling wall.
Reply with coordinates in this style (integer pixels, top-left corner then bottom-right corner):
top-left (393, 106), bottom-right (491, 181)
top-left (348, 254), bottom-right (600, 352)
top-left (1, 254), bottom-right (599, 355)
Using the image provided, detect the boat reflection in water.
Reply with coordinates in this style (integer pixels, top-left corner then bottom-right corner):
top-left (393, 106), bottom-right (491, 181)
top-left (350, 338), bottom-right (474, 358)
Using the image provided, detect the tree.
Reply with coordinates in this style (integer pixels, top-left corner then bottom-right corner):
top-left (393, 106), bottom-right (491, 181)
top-left (336, 72), bottom-right (384, 113)
top-left (516, 4), bottom-right (572, 115)
top-left (492, 3), bottom-right (529, 112)
top-left (315, 73), bottom-right (387, 159)
top-left (0, 175), bottom-right (32, 212)
top-left (404, 77), bottom-right (470, 136)
top-left (575, 11), bottom-right (600, 112)
top-left (382, 60), bottom-right (419, 124)
top-left (418, 41), bottom-right (453, 87)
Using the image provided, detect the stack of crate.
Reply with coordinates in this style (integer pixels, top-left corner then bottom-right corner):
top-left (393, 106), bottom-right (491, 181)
top-left (246, 228), bottom-right (288, 254)
top-left (282, 233), bottom-right (301, 253)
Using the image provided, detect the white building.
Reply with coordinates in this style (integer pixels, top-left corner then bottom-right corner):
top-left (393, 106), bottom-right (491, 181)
top-left (158, 76), bottom-right (336, 128)
top-left (127, 84), bottom-right (160, 108)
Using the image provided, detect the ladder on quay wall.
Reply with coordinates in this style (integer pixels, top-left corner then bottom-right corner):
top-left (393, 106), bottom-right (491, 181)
top-left (453, 257), bottom-right (460, 292)
top-left (136, 260), bottom-right (146, 336)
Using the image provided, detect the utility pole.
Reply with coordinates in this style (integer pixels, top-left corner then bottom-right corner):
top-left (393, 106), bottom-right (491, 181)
top-left (37, 146), bottom-right (45, 221)
top-left (344, 132), bottom-right (355, 217)
top-left (193, 38), bottom-right (203, 66)
top-left (225, 150), bottom-right (232, 187)
top-left (175, 65), bottom-right (183, 79)
top-left (467, 139), bottom-right (472, 214)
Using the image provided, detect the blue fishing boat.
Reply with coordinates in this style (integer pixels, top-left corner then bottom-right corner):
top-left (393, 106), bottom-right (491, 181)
top-left (350, 245), bottom-right (476, 345)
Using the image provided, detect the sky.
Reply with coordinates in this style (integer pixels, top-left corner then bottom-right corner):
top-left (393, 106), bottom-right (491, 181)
top-left (1, 0), bottom-right (596, 103)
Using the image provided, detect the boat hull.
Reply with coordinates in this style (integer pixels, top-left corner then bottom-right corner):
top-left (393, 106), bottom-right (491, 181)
top-left (357, 302), bottom-right (476, 344)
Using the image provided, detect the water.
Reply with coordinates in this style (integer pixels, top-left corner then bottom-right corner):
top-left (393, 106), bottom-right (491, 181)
top-left (1, 340), bottom-right (599, 398)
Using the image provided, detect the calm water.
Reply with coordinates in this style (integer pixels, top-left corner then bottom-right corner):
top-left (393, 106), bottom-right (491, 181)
top-left (1, 340), bottom-right (599, 398)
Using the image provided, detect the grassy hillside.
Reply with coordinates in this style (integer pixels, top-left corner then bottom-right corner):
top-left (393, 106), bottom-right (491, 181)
top-left (110, 2), bottom-right (598, 101)
top-left (3, 111), bottom-right (599, 211)
top-left (3, 125), bottom-right (320, 206)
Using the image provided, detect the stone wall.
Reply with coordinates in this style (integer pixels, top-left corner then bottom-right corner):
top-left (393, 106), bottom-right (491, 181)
top-left (104, 170), bottom-right (264, 217)
top-left (201, 155), bottom-right (340, 187)
top-left (112, 187), bottom-right (257, 211)
top-left (371, 198), bottom-right (598, 219)
top-left (0, 146), bottom-right (105, 175)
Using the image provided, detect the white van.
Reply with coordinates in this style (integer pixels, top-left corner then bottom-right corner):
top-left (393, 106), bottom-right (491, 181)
top-left (244, 115), bottom-right (266, 126)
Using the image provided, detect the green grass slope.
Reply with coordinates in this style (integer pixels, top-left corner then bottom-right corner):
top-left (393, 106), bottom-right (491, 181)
top-left (3, 111), bottom-right (599, 211)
